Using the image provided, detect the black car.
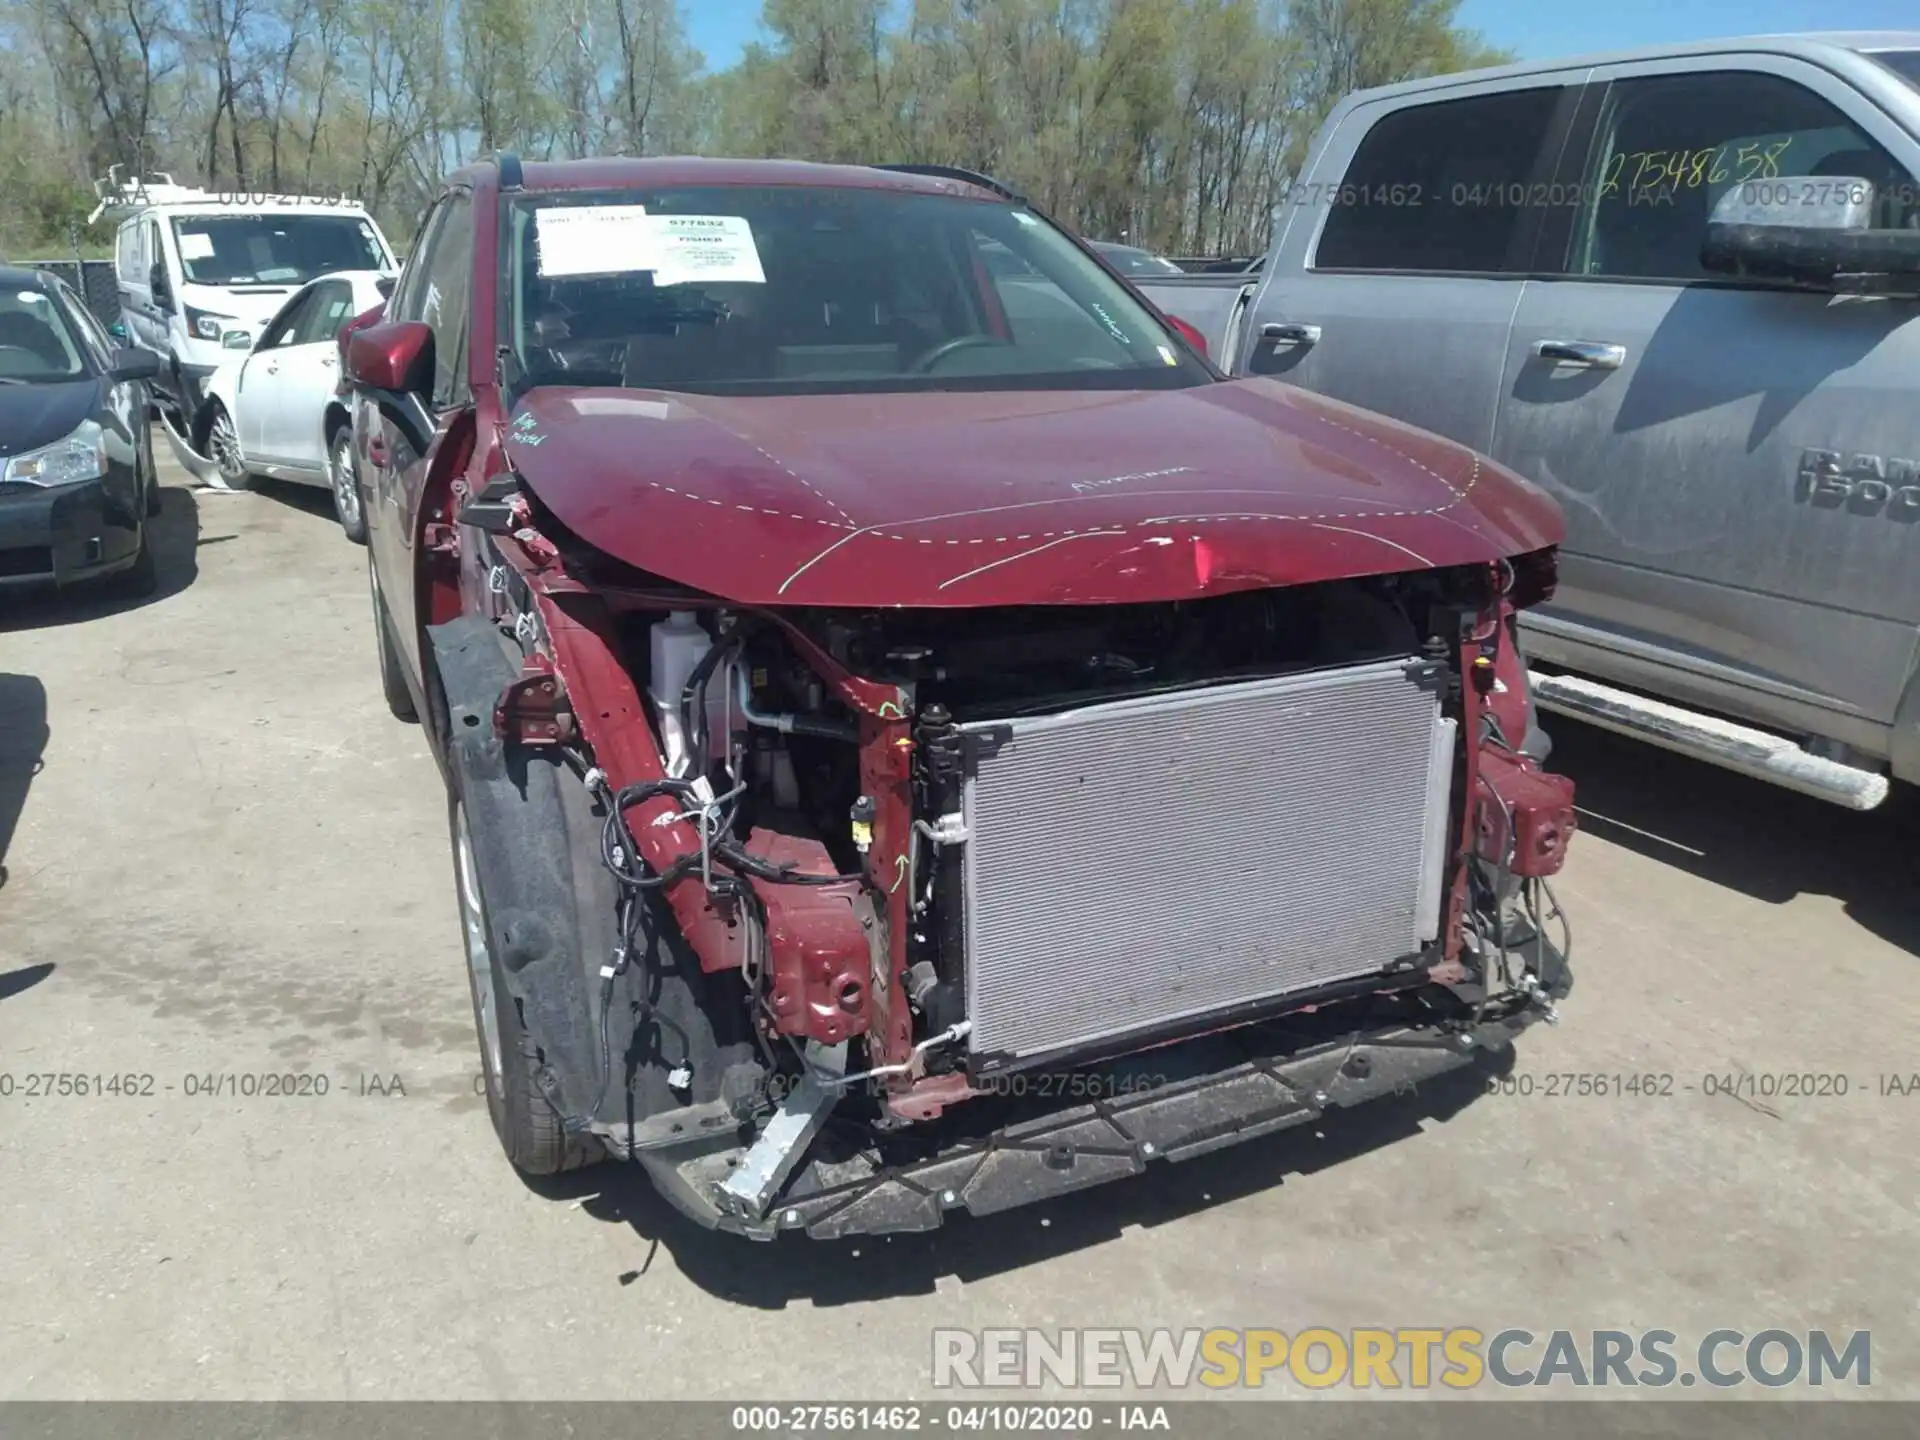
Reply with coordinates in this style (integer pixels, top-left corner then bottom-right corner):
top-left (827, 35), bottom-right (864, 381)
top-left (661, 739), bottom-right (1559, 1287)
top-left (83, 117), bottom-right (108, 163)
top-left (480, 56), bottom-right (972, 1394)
top-left (0, 266), bottom-right (163, 595)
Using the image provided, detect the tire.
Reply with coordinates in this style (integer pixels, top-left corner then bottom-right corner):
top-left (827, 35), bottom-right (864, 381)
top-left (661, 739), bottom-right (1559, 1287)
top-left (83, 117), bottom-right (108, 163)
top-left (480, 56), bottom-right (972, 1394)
top-left (450, 788), bottom-right (601, 1175)
top-left (328, 423), bottom-right (368, 544)
top-left (203, 401), bottom-right (251, 489)
top-left (143, 441), bottom-right (162, 517)
top-left (368, 555), bottom-right (418, 722)
top-left (107, 522), bottom-right (158, 598)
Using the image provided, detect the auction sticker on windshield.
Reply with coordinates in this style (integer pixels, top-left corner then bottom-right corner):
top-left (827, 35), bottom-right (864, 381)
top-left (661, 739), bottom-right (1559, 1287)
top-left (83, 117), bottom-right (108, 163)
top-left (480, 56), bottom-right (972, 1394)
top-left (179, 232), bottom-right (216, 260)
top-left (534, 207), bottom-right (765, 285)
top-left (535, 204), bottom-right (657, 278)
top-left (649, 215), bottom-right (766, 287)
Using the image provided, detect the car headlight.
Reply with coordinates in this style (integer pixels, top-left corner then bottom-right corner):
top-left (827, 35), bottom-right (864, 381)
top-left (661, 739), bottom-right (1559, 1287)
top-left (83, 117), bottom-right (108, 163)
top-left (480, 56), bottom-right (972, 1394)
top-left (186, 305), bottom-right (237, 341)
top-left (3, 420), bottom-right (108, 487)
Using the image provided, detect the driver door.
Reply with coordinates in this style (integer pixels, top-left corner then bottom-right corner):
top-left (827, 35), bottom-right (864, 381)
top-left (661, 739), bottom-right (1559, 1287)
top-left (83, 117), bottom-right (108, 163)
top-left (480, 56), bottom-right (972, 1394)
top-left (254, 279), bottom-right (353, 468)
top-left (237, 287), bottom-right (318, 457)
top-left (363, 190), bottom-right (475, 686)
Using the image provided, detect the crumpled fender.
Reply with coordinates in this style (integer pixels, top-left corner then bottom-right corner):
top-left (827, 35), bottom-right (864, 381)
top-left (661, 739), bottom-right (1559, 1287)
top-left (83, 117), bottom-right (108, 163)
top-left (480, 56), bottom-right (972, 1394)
top-left (427, 613), bottom-right (754, 1128)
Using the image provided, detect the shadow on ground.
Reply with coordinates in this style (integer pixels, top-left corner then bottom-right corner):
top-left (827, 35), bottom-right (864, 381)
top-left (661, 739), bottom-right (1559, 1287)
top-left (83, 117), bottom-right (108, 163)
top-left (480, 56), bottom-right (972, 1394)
top-left (1547, 717), bottom-right (1920, 957)
top-left (0, 672), bottom-right (48, 893)
top-left (533, 1059), bottom-right (1503, 1306)
top-left (245, 476), bottom-right (339, 527)
top-left (0, 487), bottom-right (202, 632)
top-left (0, 963), bottom-right (54, 1000)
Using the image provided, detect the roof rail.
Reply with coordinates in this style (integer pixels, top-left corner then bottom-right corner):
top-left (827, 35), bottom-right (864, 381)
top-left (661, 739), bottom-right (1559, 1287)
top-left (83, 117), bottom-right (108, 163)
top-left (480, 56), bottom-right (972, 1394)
top-left (873, 163), bottom-right (1028, 206)
top-left (490, 151), bottom-right (524, 191)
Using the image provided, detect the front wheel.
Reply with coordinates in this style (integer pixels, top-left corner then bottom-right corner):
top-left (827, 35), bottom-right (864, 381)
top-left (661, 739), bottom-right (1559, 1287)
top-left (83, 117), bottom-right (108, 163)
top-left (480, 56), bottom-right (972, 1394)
top-left (451, 792), bottom-right (602, 1175)
top-left (204, 402), bottom-right (250, 489)
top-left (106, 522), bottom-right (158, 598)
top-left (143, 440), bottom-right (162, 517)
top-left (368, 556), bottom-right (418, 722)
top-left (328, 424), bottom-right (368, 544)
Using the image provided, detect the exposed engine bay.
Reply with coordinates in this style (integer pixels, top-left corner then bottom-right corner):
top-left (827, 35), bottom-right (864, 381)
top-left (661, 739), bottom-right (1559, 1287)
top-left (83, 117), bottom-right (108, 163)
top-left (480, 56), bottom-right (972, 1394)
top-left (447, 513), bottom-right (1575, 1238)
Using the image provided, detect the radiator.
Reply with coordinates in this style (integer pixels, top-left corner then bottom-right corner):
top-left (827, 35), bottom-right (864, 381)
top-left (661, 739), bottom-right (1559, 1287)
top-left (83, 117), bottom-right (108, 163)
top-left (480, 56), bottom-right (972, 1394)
top-left (958, 657), bottom-right (1457, 1068)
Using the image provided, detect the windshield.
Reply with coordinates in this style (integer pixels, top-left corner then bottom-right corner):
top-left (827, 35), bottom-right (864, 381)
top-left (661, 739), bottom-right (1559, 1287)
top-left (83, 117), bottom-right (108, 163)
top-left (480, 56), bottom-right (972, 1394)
top-left (171, 213), bottom-right (388, 286)
top-left (504, 186), bottom-right (1211, 397)
top-left (1868, 49), bottom-right (1920, 92)
top-left (0, 286), bottom-right (87, 382)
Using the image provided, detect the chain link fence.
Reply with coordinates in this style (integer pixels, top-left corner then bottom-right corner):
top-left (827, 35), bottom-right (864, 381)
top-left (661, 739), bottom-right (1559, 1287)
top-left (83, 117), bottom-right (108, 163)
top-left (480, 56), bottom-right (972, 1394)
top-left (19, 259), bottom-right (123, 329)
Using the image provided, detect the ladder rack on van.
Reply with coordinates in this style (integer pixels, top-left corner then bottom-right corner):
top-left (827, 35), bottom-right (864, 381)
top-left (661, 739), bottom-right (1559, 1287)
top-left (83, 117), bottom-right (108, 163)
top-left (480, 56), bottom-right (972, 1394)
top-left (86, 165), bottom-right (359, 226)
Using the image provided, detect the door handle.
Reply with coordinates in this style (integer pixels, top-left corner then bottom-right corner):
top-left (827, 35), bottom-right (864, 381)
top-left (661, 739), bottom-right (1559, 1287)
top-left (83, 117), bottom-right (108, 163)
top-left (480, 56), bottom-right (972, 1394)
top-left (1532, 338), bottom-right (1625, 370)
top-left (1261, 321), bottom-right (1322, 346)
top-left (319, 354), bottom-right (337, 369)
top-left (265, 361), bottom-right (279, 374)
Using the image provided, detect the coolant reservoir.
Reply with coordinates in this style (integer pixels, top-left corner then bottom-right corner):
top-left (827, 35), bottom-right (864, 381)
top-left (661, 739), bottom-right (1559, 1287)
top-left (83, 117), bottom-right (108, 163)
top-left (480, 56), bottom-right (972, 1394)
top-left (649, 612), bottom-right (711, 777)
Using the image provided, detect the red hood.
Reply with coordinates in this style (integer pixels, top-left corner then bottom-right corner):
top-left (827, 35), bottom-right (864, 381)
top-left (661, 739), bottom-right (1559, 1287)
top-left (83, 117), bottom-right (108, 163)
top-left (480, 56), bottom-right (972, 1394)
top-left (505, 380), bottom-right (1563, 607)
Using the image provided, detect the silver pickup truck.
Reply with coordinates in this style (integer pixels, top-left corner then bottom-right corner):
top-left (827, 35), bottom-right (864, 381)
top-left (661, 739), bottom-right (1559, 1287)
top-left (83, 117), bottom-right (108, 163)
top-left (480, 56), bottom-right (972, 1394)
top-left (1138, 30), bottom-right (1920, 810)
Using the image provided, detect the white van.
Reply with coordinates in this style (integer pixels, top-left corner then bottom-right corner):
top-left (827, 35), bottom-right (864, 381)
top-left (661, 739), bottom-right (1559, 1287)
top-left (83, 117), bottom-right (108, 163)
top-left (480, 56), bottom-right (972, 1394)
top-left (90, 169), bottom-right (399, 420)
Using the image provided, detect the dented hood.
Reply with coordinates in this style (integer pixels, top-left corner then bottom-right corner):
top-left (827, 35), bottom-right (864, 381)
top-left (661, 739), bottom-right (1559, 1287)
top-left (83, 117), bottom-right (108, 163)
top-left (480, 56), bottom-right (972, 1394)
top-left (505, 380), bottom-right (1563, 607)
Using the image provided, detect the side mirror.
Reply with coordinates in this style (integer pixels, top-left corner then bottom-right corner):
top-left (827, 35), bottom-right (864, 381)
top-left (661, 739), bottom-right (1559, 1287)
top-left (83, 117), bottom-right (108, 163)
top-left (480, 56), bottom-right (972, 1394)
top-left (346, 319), bottom-right (434, 395)
top-left (1701, 176), bottom-right (1920, 294)
top-left (1165, 314), bottom-right (1209, 358)
top-left (222, 328), bottom-right (252, 350)
top-left (107, 347), bottom-right (161, 382)
top-left (108, 320), bottom-right (128, 341)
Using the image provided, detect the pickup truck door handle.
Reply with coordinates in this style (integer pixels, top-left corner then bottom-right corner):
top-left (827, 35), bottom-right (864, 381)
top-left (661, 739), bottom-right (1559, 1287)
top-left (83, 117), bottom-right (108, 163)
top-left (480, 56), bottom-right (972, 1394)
top-left (1532, 338), bottom-right (1626, 370)
top-left (1261, 321), bottom-right (1322, 346)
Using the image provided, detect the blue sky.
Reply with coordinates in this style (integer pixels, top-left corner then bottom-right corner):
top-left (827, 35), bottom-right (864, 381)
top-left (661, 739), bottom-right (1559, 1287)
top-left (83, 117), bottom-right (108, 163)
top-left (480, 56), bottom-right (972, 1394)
top-left (682, 0), bottom-right (1917, 75)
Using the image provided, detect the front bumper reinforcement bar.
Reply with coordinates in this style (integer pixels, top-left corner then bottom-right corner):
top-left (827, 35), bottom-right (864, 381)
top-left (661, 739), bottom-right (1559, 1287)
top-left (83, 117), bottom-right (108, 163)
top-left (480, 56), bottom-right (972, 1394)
top-left (605, 1006), bottom-right (1537, 1240)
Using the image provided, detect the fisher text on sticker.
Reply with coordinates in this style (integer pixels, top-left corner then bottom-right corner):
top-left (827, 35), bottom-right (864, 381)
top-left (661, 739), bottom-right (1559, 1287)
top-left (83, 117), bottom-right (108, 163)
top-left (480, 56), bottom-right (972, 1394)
top-left (647, 216), bottom-right (766, 287)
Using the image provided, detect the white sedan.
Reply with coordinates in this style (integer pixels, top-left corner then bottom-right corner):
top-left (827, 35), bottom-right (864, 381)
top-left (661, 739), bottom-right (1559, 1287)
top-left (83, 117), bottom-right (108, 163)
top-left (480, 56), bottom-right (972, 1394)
top-left (185, 269), bottom-right (392, 541)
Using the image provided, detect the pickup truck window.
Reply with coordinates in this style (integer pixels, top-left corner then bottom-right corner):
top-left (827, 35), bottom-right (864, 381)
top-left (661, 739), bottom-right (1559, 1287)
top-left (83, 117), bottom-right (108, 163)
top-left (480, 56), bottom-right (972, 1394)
top-left (1316, 86), bottom-right (1567, 274)
top-left (501, 186), bottom-right (1209, 396)
top-left (1566, 70), bottom-right (1920, 282)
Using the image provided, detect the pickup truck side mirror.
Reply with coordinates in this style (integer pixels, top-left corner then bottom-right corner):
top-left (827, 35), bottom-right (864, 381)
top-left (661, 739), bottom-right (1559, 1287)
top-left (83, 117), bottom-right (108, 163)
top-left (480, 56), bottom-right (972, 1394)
top-left (1701, 176), bottom-right (1920, 296)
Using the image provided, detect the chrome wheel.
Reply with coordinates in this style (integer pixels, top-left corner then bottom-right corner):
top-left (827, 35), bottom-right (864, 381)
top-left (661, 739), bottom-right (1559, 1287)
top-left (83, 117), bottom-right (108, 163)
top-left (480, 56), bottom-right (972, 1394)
top-left (329, 429), bottom-right (363, 532)
top-left (454, 800), bottom-right (504, 1100)
top-left (207, 405), bottom-right (246, 484)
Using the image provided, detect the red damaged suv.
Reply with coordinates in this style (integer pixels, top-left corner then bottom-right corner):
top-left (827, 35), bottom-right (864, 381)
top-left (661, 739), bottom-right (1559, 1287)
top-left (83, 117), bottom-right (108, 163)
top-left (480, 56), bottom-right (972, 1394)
top-left (344, 155), bottom-right (1576, 1239)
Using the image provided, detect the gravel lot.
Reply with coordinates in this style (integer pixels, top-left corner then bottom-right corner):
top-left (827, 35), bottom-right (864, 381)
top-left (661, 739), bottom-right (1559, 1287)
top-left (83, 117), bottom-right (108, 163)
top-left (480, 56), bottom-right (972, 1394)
top-left (2, 446), bottom-right (1917, 1401)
